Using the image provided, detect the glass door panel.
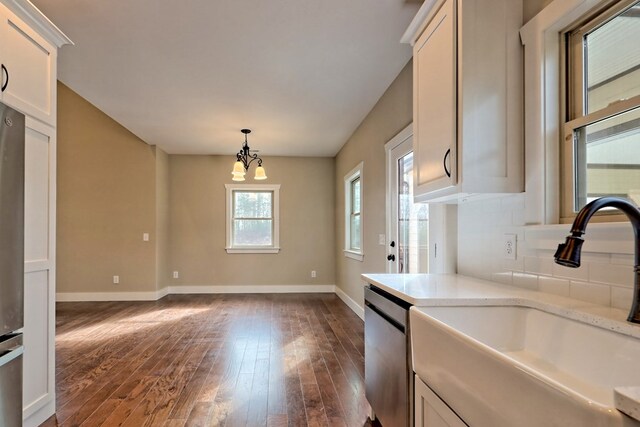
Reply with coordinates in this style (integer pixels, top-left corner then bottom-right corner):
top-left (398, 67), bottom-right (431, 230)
top-left (397, 152), bottom-right (429, 273)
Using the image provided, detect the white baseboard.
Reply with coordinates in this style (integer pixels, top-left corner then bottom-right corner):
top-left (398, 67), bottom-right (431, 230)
top-left (56, 289), bottom-right (166, 302)
top-left (23, 398), bottom-right (55, 427)
top-left (56, 284), bottom-right (336, 302)
top-left (157, 286), bottom-right (170, 299)
top-left (167, 284), bottom-right (336, 294)
top-left (56, 284), bottom-right (366, 320)
top-left (334, 286), bottom-right (364, 320)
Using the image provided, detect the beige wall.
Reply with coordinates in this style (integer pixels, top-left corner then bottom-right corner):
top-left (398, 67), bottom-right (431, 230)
top-left (169, 155), bottom-right (335, 287)
top-left (524, 0), bottom-right (554, 23)
top-left (57, 82), bottom-right (160, 293)
top-left (334, 60), bottom-right (413, 305)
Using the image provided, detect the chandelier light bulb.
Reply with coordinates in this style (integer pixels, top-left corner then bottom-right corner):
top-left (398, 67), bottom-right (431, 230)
top-left (232, 161), bottom-right (246, 175)
top-left (254, 166), bottom-right (267, 180)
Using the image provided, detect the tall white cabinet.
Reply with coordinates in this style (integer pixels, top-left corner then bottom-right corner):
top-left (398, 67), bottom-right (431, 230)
top-left (0, 1), bottom-right (71, 426)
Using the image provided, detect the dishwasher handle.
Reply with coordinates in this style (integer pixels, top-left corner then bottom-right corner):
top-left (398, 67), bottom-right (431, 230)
top-left (364, 286), bottom-right (408, 327)
top-left (365, 300), bottom-right (405, 333)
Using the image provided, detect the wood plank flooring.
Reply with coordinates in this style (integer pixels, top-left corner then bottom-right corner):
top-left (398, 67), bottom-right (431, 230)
top-left (42, 293), bottom-right (379, 427)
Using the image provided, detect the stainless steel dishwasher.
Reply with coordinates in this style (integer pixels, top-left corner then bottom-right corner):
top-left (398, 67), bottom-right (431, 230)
top-left (364, 285), bottom-right (413, 427)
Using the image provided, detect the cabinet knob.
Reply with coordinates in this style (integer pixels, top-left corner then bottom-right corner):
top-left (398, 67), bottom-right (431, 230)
top-left (387, 254), bottom-right (395, 261)
top-left (443, 148), bottom-right (451, 178)
top-left (1, 65), bottom-right (8, 92)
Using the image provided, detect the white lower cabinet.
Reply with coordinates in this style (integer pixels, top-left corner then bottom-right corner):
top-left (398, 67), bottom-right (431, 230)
top-left (415, 375), bottom-right (467, 427)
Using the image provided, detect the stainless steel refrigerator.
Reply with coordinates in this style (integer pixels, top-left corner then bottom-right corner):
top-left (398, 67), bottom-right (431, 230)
top-left (0, 102), bottom-right (25, 427)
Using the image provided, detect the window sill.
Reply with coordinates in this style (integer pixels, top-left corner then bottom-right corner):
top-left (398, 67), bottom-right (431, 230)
top-left (524, 223), bottom-right (634, 254)
top-left (226, 247), bottom-right (280, 254)
top-left (344, 250), bottom-right (364, 261)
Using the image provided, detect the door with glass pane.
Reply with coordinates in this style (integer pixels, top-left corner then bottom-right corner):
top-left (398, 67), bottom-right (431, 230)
top-left (387, 130), bottom-right (429, 273)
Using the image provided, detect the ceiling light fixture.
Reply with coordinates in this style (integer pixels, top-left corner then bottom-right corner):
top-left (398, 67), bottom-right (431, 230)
top-left (231, 128), bottom-right (267, 181)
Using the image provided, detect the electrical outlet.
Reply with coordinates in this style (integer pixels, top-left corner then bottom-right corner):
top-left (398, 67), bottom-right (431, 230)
top-left (113, 275), bottom-right (120, 284)
top-left (504, 234), bottom-right (517, 260)
top-left (378, 234), bottom-right (386, 245)
top-left (311, 270), bottom-right (317, 278)
top-left (143, 233), bottom-right (149, 241)
top-left (173, 271), bottom-right (179, 279)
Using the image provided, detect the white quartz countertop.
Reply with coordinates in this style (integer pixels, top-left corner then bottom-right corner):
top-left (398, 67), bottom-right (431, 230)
top-left (361, 273), bottom-right (640, 339)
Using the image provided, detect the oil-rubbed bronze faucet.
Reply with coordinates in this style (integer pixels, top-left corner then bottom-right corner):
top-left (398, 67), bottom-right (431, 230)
top-left (554, 197), bottom-right (640, 324)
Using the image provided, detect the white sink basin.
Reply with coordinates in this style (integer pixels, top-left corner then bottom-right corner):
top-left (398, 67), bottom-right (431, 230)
top-left (411, 305), bottom-right (640, 426)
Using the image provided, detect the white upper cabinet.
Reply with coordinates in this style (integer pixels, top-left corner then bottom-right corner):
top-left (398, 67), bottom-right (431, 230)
top-left (403, 0), bottom-right (524, 203)
top-left (0, 1), bottom-right (68, 127)
top-left (413, 0), bottom-right (457, 198)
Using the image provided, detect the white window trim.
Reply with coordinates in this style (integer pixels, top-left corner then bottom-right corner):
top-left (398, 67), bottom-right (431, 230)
top-left (225, 184), bottom-right (281, 254)
top-left (344, 162), bottom-right (364, 261)
top-left (520, 0), bottom-right (633, 250)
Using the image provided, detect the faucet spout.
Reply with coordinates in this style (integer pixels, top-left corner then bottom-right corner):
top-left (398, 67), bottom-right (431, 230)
top-left (554, 197), bottom-right (640, 324)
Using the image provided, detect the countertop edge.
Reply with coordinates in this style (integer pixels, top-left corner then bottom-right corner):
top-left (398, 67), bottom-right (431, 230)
top-left (361, 273), bottom-right (640, 340)
top-left (615, 387), bottom-right (640, 422)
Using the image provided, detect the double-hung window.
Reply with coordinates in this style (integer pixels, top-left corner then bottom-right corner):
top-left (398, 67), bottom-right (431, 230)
top-left (344, 162), bottom-right (363, 261)
top-left (563, 0), bottom-right (640, 220)
top-left (225, 184), bottom-right (280, 253)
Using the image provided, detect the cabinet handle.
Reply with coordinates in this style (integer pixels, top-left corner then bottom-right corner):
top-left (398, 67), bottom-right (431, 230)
top-left (443, 148), bottom-right (451, 178)
top-left (1, 65), bottom-right (7, 92)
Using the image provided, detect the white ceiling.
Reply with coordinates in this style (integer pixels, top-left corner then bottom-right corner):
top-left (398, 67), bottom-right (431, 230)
top-left (31, 0), bottom-right (421, 156)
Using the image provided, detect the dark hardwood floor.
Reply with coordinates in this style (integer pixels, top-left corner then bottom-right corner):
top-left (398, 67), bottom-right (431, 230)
top-left (42, 293), bottom-right (378, 427)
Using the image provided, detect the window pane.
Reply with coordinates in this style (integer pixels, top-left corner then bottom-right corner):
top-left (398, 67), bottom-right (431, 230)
top-left (234, 191), bottom-right (272, 218)
top-left (351, 177), bottom-right (361, 214)
top-left (350, 214), bottom-right (361, 250)
top-left (585, 2), bottom-right (640, 113)
top-left (397, 152), bottom-right (429, 274)
top-left (233, 219), bottom-right (273, 246)
top-left (574, 105), bottom-right (640, 209)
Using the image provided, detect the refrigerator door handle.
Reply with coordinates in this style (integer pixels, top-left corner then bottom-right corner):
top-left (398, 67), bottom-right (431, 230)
top-left (0, 345), bottom-right (23, 367)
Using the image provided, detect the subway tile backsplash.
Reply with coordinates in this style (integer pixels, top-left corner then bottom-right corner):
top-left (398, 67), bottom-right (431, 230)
top-left (458, 194), bottom-right (634, 310)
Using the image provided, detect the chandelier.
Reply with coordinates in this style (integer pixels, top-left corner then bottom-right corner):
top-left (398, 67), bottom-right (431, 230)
top-left (231, 129), bottom-right (267, 181)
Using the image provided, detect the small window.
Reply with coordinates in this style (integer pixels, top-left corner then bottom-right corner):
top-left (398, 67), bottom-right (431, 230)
top-left (563, 0), bottom-right (640, 219)
top-left (344, 162), bottom-right (363, 261)
top-left (225, 184), bottom-right (280, 253)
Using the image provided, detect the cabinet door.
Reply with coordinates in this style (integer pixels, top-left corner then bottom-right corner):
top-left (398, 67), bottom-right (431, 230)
top-left (415, 375), bottom-right (467, 427)
top-left (0, 5), bottom-right (57, 126)
top-left (413, 0), bottom-right (457, 201)
top-left (23, 118), bottom-right (56, 427)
